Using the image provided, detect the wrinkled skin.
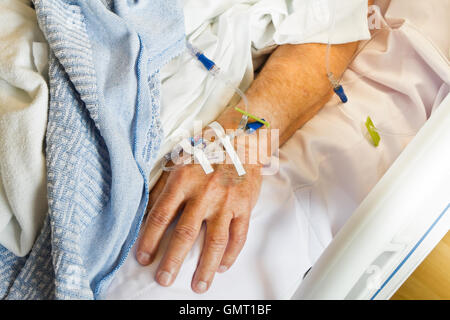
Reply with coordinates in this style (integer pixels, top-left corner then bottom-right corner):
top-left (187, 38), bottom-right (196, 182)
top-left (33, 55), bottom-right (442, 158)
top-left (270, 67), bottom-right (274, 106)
top-left (136, 19), bottom-right (362, 293)
top-left (136, 161), bottom-right (262, 294)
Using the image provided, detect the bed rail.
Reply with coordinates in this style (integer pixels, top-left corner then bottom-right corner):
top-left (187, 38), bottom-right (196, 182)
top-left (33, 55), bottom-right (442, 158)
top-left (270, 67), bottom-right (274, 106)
top-left (291, 93), bottom-right (450, 300)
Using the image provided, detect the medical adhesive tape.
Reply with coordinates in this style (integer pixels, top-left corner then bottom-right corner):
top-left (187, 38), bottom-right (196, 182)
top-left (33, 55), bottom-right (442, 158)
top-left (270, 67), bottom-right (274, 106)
top-left (208, 121), bottom-right (246, 176)
top-left (179, 138), bottom-right (214, 175)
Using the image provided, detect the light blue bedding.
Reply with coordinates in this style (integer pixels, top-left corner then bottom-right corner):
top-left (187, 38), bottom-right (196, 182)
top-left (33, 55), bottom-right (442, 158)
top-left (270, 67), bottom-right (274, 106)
top-left (0, 0), bottom-right (185, 299)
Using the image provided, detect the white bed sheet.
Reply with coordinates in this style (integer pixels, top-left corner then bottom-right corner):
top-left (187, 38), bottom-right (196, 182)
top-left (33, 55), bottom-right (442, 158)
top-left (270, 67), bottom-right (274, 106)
top-left (105, 1), bottom-right (450, 299)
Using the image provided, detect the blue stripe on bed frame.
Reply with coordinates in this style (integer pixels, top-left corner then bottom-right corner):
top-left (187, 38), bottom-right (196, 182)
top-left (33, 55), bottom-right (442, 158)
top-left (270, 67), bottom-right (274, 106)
top-left (370, 203), bottom-right (450, 300)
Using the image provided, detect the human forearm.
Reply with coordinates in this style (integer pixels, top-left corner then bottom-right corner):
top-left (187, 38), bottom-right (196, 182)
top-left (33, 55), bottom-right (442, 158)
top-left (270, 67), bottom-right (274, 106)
top-left (217, 41), bottom-right (359, 146)
top-left (138, 3), bottom-right (373, 294)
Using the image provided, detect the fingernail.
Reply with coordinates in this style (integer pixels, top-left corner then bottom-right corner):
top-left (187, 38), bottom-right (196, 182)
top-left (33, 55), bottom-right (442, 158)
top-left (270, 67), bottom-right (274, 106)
top-left (157, 271), bottom-right (172, 286)
top-left (137, 252), bottom-right (151, 265)
top-left (195, 281), bottom-right (208, 293)
top-left (218, 265), bottom-right (228, 273)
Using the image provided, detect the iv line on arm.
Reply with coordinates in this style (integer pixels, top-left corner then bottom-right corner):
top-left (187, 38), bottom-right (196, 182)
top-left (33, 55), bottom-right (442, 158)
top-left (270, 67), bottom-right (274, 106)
top-left (325, 0), bottom-right (416, 146)
top-left (161, 41), bottom-right (269, 175)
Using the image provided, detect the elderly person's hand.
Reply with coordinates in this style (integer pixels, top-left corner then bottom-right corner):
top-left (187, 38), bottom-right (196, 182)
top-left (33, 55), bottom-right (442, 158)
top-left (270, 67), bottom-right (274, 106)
top-left (136, 32), bottom-right (360, 293)
top-left (136, 141), bottom-right (262, 293)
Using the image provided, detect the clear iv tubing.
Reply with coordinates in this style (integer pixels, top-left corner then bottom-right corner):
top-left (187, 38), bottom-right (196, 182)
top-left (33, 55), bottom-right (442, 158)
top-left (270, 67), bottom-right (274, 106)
top-left (161, 41), bottom-right (252, 171)
top-left (325, 0), bottom-right (415, 138)
top-left (185, 41), bottom-right (249, 138)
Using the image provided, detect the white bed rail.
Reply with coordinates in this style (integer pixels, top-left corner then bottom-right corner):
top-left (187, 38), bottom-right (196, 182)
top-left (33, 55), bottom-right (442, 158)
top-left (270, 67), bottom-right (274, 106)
top-left (291, 93), bottom-right (450, 300)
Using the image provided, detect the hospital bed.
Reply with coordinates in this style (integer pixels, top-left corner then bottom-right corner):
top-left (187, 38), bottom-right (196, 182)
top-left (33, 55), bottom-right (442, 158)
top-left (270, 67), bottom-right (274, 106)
top-left (0, 0), bottom-right (448, 301)
top-left (106, 0), bottom-right (450, 300)
top-left (291, 0), bottom-right (450, 300)
top-left (292, 93), bottom-right (450, 299)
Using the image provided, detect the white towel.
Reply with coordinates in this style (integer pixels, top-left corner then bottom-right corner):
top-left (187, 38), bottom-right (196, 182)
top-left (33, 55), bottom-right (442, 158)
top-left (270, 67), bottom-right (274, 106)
top-left (0, 0), bottom-right (49, 257)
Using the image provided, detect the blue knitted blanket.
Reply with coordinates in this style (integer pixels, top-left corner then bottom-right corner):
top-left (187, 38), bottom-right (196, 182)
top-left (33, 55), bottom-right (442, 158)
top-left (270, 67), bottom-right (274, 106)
top-left (0, 0), bottom-right (185, 299)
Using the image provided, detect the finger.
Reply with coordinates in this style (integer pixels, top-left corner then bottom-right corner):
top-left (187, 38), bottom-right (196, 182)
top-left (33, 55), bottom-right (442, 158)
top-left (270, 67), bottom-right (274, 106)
top-left (136, 182), bottom-right (185, 266)
top-left (218, 216), bottom-right (249, 272)
top-left (155, 199), bottom-right (206, 287)
top-left (192, 214), bottom-right (231, 294)
top-left (146, 172), bottom-right (169, 213)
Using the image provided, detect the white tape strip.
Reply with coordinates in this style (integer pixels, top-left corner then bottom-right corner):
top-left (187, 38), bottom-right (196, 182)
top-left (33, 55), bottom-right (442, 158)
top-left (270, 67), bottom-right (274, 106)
top-left (179, 139), bottom-right (214, 175)
top-left (208, 121), bottom-right (246, 176)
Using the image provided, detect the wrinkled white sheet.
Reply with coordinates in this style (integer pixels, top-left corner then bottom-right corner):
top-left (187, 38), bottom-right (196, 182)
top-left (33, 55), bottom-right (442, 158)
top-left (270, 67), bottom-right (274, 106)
top-left (0, 0), bottom-right (49, 257)
top-left (385, 0), bottom-right (449, 59)
top-left (106, 1), bottom-right (450, 299)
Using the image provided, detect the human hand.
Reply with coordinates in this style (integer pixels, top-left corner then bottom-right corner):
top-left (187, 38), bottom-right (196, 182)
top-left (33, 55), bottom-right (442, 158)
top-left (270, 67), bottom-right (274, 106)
top-left (135, 145), bottom-right (262, 294)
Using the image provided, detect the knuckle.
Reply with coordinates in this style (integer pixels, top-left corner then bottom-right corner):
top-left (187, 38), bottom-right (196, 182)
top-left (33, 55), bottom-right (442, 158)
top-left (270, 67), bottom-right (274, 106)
top-left (173, 224), bottom-right (198, 242)
top-left (166, 255), bottom-right (183, 267)
top-left (163, 187), bottom-right (185, 203)
top-left (160, 190), bottom-right (179, 203)
top-left (147, 209), bottom-right (171, 228)
top-left (208, 234), bottom-right (228, 250)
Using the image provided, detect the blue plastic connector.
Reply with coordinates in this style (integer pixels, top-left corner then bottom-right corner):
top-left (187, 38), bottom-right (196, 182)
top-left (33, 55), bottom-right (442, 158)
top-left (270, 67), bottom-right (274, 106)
top-left (333, 85), bottom-right (348, 103)
top-left (197, 53), bottom-right (216, 71)
top-left (245, 120), bottom-right (266, 134)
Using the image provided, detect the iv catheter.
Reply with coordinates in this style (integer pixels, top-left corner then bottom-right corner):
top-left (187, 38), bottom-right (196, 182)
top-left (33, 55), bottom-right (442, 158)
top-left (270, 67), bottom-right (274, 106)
top-left (163, 0), bottom-right (417, 173)
top-left (161, 41), bottom-right (269, 174)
